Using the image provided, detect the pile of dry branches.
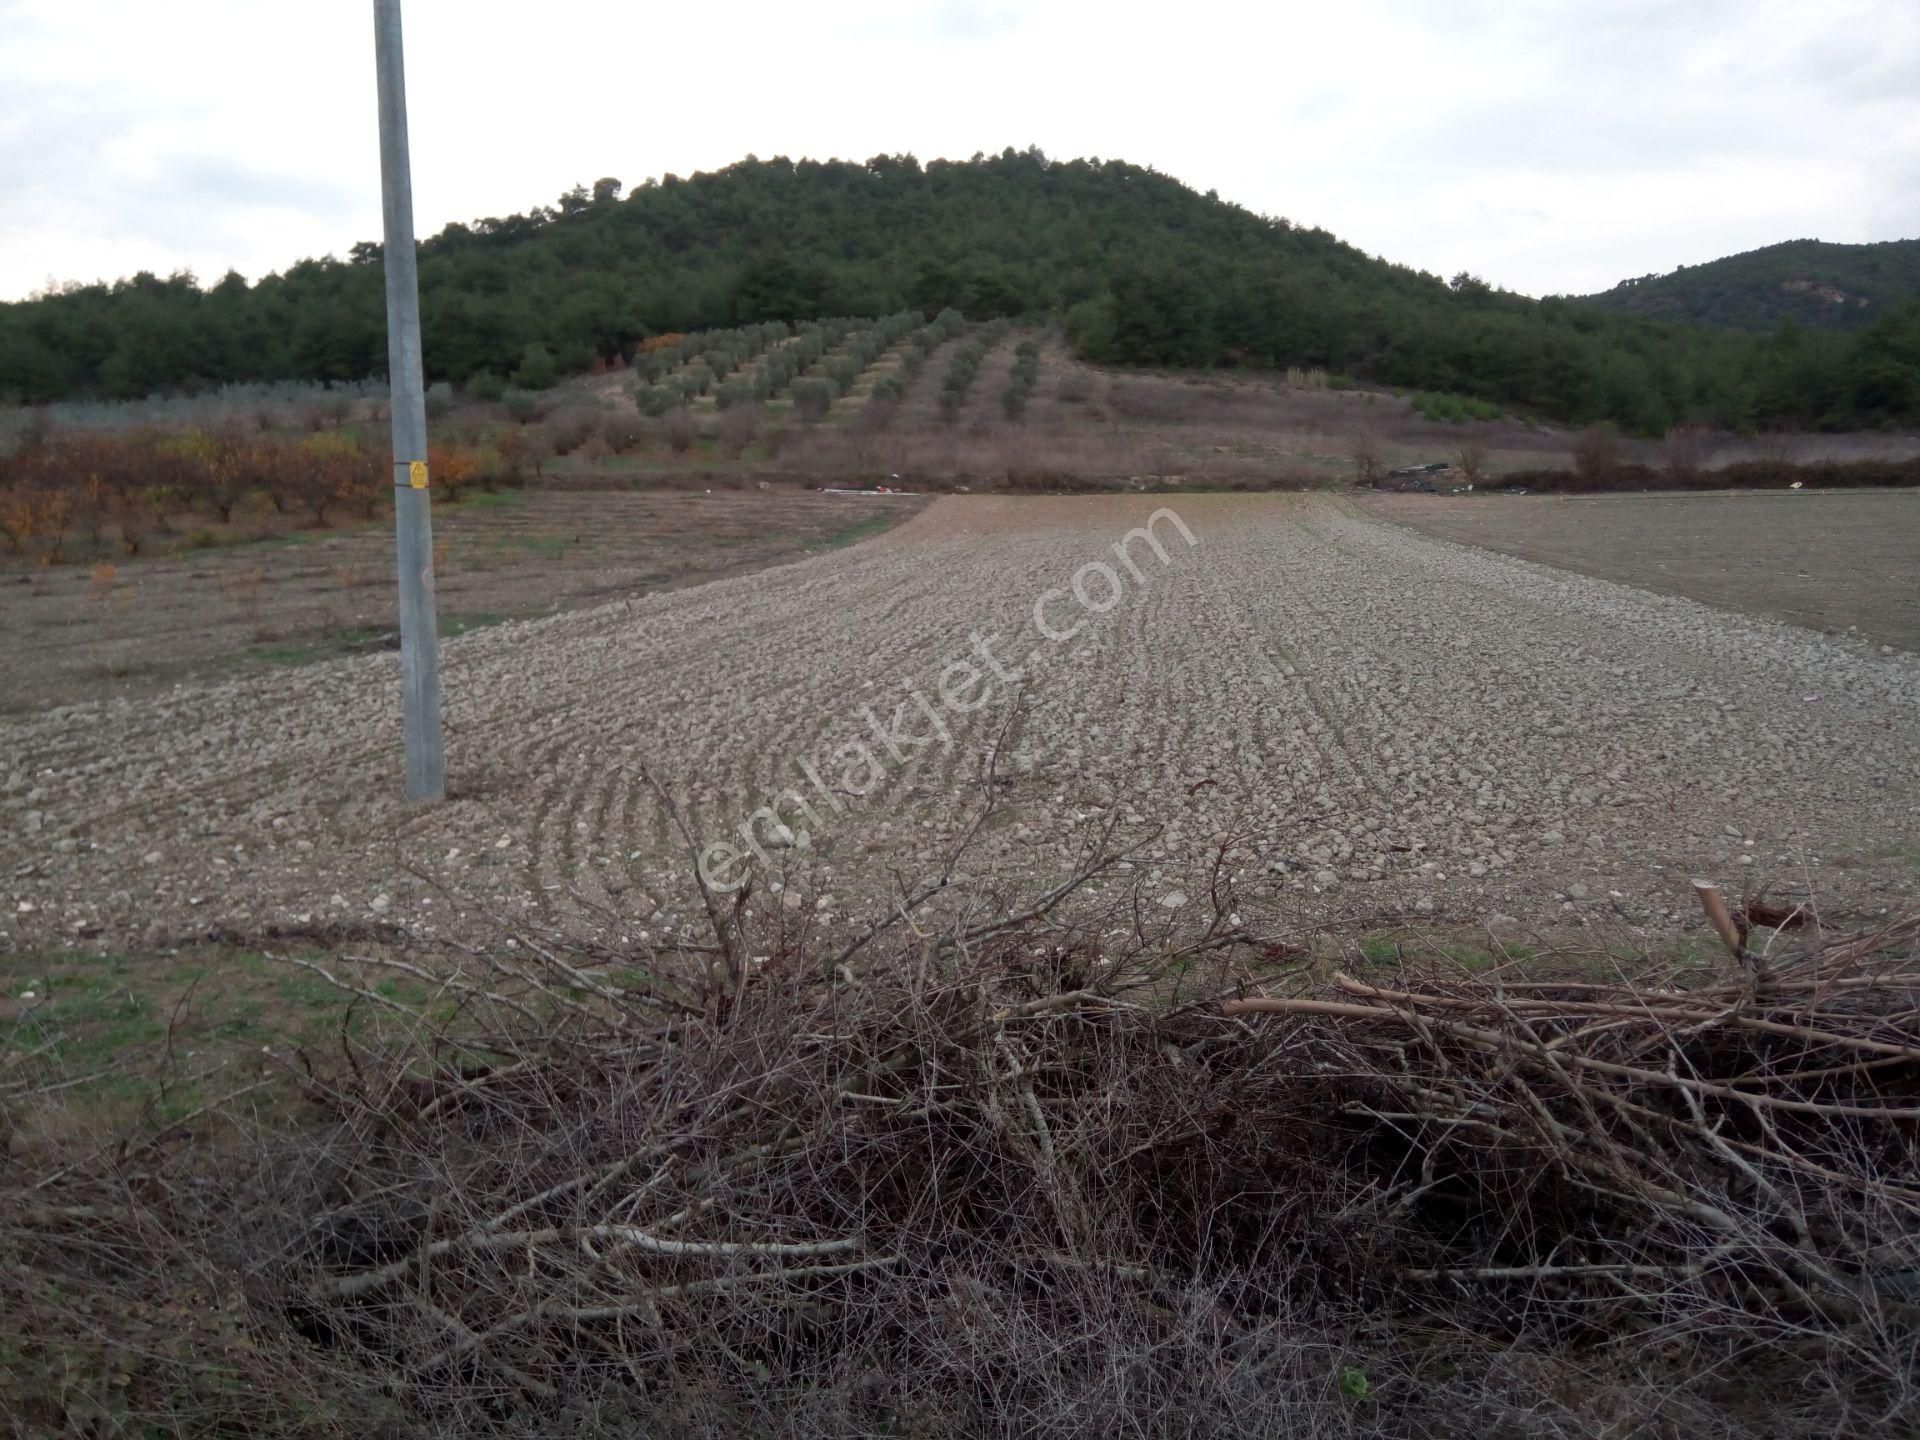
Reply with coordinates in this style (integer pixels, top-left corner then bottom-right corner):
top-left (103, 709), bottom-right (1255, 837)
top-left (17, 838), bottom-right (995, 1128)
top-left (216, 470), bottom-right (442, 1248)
top-left (1229, 913), bottom-right (1920, 1362)
top-left (6, 851), bottom-right (1918, 1435)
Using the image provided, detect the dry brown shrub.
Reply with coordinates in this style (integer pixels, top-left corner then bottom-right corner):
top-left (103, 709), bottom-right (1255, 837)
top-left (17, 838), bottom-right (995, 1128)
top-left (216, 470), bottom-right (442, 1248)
top-left (1349, 428), bottom-right (1386, 487)
top-left (600, 409), bottom-right (648, 454)
top-left (716, 403), bottom-right (763, 460)
top-left (219, 566), bottom-right (265, 610)
top-left (1573, 422), bottom-right (1622, 482)
top-left (1663, 423), bottom-right (1717, 478)
top-left (1456, 432), bottom-right (1491, 484)
top-left (84, 561), bottom-right (119, 605)
top-left (6, 833), bottom-right (1914, 1437)
top-left (0, 487), bottom-right (32, 553)
top-left (662, 407), bottom-right (698, 455)
top-left (1753, 425), bottom-right (1803, 468)
top-left (545, 405), bottom-right (601, 456)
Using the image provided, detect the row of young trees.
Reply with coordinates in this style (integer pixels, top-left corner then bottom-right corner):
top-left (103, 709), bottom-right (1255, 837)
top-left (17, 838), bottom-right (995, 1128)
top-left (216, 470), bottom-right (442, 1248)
top-left (0, 429), bottom-right (413, 563)
top-left (10, 151), bottom-right (1911, 434)
top-left (1002, 337), bottom-right (1041, 420)
top-left (937, 320), bottom-right (1012, 423)
top-left (633, 312), bottom-right (940, 421)
top-left (870, 309), bottom-right (968, 404)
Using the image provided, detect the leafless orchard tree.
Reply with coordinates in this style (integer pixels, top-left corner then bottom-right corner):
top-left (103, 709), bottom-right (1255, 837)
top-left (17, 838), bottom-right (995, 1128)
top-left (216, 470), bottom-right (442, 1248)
top-left (1455, 431), bottom-right (1491, 484)
top-left (1752, 424), bottom-right (1803, 468)
top-left (1573, 421), bottom-right (1622, 482)
top-left (1349, 426), bottom-right (1386, 486)
top-left (1663, 422), bottom-right (1718, 477)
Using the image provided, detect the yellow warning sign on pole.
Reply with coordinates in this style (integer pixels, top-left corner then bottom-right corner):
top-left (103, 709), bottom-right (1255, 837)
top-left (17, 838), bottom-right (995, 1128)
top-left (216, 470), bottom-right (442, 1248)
top-left (408, 460), bottom-right (429, 489)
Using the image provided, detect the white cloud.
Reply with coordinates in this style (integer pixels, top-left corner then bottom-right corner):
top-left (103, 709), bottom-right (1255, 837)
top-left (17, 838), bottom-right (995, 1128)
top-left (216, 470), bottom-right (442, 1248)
top-left (1, 0), bottom-right (1914, 301)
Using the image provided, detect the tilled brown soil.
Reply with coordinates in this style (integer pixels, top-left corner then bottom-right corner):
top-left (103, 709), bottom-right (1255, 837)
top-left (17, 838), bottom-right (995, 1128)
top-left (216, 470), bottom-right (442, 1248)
top-left (0, 487), bottom-right (917, 713)
top-left (1366, 489), bottom-right (1920, 653)
top-left (3, 493), bottom-right (1917, 956)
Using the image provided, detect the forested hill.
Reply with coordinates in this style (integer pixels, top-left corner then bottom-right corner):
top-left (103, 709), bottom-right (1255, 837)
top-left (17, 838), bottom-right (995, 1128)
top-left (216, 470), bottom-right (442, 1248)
top-left (2, 150), bottom-right (1916, 433)
top-left (1582, 238), bottom-right (1920, 331)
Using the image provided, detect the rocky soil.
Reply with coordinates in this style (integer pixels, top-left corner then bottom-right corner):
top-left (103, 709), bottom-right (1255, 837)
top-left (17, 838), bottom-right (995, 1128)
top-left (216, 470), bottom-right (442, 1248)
top-left (3, 494), bottom-right (1917, 955)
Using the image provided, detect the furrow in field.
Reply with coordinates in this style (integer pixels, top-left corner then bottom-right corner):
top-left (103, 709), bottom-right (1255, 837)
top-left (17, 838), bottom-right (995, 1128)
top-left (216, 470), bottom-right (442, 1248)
top-left (5, 493), bottom-right (1919, 951)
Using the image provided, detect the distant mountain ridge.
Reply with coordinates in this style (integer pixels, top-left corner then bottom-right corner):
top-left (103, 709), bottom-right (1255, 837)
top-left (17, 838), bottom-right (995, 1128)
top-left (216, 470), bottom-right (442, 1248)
top-left (1581, 238), bottom-right (1920, 330)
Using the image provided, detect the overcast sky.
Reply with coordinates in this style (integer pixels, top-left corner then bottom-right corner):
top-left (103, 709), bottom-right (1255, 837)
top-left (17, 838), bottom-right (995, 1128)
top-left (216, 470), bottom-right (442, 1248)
top-left (3, 0), bottom-right (1916, 304)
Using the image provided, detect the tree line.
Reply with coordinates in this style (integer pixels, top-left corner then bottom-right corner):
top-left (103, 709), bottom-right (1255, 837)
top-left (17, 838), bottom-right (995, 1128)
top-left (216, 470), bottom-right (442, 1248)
top-left (2, 150), bottom-right (1915, 435)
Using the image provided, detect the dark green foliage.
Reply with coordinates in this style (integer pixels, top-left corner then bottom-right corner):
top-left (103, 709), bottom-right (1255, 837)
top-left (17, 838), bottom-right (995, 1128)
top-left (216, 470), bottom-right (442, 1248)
top-left (1411, 391), bottom-right (1500, 423)
top-left (1002, 336), bottom-right (1041, 420)
top-left (634, 385), bottom-right (678, 417)
top-left (511, 343), bottom-right (558, 391)
top-left (789, 377), bottom-right (835, 422)
top-left (502, 389), bottom-right (540, 423)
top-left (825, 355), bottom-right (862, 396)
top-left (465, 370), bottom-right (506, 402)
top-left (1, 152), bottom-right (1913, 434)
top-left (937, 319), bottom-right (1011, 422)
top-left (1581, 238), bottom-right (1920, 331)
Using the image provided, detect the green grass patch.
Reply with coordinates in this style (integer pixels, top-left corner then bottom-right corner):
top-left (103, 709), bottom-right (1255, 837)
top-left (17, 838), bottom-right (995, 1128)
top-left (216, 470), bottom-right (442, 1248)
top-left (1411, 390), bottom-right (1502, 424)
top-left (253, 624), bottom-right (393, 666)
top-left (452, 488), bottom-right (525, 510)
top-left (1, 948), bottom-right (367, 1128)
top-left (248, 526), bottom-right (321, 548)
top-left (1358, 934), bottom-right (1399, 966)
top-left (253, 611), bottom-right (506, 666)
top-left (179, 527), bottom-right (250, 552)
top-left (487, 531), bottom-right (571, 560)
top-left (814, 515), bottom-right (898, 552)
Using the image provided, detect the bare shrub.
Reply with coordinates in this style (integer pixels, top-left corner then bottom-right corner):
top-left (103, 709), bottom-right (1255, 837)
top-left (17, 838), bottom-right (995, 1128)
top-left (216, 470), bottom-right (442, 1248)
top-left (716, 403), bottom-right (763, 460)
top-left (1349, 428), bottom-right (1385, 487)
top-left (600, 410), bottom-right (648, 454)
top-left (1663, 423), bottom-right (1717, 478)
top-left (662, 406), bottom-right (698, 455)
top-left (545, 405), bottom-right (600, 456)
top-left (1573, 422), bottom-right (1621, 482)
top-left (1057, 372), bottom-right (1092, 404)
top-left (493, 425), bottom-right (549, 485)
top-left (7, 813), bottom-right (1914, 1437)
top-left (1752, 425), bottom-right (1802, 468)
top-left (1455, 432), bottom-right (1491, 484)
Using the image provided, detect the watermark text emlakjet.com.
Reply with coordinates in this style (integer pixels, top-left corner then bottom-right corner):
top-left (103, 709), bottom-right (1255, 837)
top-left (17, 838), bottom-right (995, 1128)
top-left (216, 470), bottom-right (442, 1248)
top-left (697, 507), bottom-right (1199, 892)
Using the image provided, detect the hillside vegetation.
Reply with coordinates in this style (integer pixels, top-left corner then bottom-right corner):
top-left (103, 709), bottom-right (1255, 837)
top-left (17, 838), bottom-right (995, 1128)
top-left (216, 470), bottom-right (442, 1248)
top-left (3, 150), bottom-right (1917, 434)
top-left (1583, 237), bottom-right (1920, 331)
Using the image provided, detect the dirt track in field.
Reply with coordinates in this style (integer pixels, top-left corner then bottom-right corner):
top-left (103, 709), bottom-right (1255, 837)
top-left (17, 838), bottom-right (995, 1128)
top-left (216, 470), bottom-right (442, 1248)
top-left (4, 494), bottom-right (1917, 955)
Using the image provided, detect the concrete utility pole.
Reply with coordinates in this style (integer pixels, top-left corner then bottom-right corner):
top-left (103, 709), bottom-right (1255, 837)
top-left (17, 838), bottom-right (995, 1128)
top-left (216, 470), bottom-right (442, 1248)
top-left (373, 0), bottom-right (445, 801)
